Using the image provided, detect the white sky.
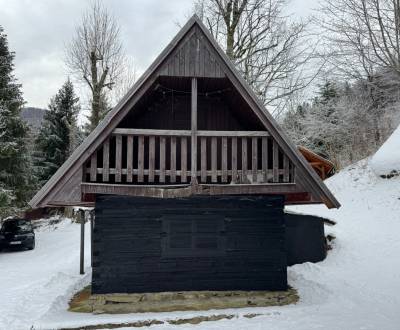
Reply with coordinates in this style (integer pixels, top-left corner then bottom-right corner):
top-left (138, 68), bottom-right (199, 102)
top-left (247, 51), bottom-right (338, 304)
top-left (0, 0), bottom-right (314, 110)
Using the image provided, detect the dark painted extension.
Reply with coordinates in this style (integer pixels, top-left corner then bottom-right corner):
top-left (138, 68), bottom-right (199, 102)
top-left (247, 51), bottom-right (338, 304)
top-left (92, 195), bottom-right (287, 294)
top-left (285, 213), bottom-right (327, 266)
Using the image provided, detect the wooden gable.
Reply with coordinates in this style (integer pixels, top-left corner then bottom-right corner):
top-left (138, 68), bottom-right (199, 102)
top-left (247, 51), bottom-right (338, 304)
top-left (159, 25), bottom-right (225, 78)
top-left (29, 15), bottom-right (340, 209)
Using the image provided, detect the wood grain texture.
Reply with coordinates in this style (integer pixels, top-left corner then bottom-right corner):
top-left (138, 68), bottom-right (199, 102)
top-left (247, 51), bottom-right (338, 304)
top-left (211, 137), bottom-right (217, 182)
top-left (138, 136), bottom-right (144, 182)
top-left (160, 137), bottom-right (166, 183)
top-left (149, 136), bottom-right (155, 182)
top-left (241, 138), bottom-right (247, 183)
top-left (170, 136), bottom-right (177, 183)
top-left (92, 195), bottom-right (286, 294)
top-left (231, 137), bottom-right (237, 183)
top-left (127, 136), bottom-right (133, 182)
top-left (181, 137), bottom-right (188, 183)
top-left (115, 135), bottom-right (122, 182)
top-left (90, 153), bottom-right (97, 182)
top-left (102, 139), bottom-right (110, 182)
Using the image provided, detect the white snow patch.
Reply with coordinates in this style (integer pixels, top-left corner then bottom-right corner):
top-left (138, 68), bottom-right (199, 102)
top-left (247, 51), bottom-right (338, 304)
top-left (1, 158), bottom-right (400, 329)
top-left (370, 125), bottom-right (400, 176)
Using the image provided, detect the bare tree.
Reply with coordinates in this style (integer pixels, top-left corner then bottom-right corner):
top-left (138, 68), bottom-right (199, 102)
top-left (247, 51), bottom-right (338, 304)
top-left (194, 0), bottom-right (319, 116)
top-left (110, 57), bottom-right (137, 105)
top-left (66, 0), bottom-right (125, 131)
top-left (318, 0), bottom-right (400, 143)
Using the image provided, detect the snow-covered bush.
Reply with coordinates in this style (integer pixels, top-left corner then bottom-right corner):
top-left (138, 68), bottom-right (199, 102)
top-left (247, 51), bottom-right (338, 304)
top-left (370, 126), bottom-right (400, 178)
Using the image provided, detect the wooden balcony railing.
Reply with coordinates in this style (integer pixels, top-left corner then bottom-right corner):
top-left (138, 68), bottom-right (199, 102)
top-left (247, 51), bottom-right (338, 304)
top-left (85, 129), bottom-right (295, 185)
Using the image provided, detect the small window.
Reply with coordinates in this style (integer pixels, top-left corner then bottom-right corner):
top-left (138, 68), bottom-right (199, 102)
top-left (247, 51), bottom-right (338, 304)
top-left (161, 216), bottom-right (225, 257)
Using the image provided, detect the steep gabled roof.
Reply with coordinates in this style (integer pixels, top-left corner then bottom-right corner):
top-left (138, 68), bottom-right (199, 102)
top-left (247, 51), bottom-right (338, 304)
top-left (29, 15), bottom-right (340, 209)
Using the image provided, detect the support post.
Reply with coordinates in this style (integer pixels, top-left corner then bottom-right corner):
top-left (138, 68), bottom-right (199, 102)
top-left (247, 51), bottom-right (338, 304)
top-left (79, 209), bottom-right (85, 275)
top-left (90, 210), bottom-right (95, 267)
top-left (191, 77), bottom-right (198, 184)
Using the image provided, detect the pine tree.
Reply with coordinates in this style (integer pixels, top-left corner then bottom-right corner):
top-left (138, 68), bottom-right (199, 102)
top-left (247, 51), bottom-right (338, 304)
top-left (0, 26), bottom-right (34, 216)
top-left (34, 80), bottom-right (80, 185)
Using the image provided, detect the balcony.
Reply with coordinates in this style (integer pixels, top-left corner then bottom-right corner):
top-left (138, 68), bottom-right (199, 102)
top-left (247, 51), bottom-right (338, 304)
top-left (83, 128), bottom-right (295, 188)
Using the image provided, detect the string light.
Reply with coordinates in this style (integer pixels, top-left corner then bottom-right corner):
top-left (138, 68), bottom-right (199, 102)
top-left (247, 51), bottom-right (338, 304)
top-left (156, 84), bottom-right (230, 96)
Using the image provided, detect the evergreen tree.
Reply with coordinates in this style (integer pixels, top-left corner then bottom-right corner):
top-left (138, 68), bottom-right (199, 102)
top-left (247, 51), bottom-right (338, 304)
top-left (34, 80), bottom-right (80, 185)
top-left (85, 91), bottom-right (111, 133)
top-left (0, 26), bottom-right (34, 216)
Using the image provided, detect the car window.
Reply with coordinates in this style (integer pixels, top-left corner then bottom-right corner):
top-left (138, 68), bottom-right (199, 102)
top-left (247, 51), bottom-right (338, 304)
top-left (1, 220), bottom-right (32, 233)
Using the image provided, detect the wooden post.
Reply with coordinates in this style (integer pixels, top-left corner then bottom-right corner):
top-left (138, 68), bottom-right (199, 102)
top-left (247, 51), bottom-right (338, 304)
top-left (90, 210), bottom-right (94, 268)
top-left (79, 209), bottom-right (85, 275)
top-left (191, 77), bottom-right (198, 184)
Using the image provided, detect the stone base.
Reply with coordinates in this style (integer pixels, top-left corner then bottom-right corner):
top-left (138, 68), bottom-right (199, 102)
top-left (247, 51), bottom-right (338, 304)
top-left (69, 286), bottom-right (299, 314)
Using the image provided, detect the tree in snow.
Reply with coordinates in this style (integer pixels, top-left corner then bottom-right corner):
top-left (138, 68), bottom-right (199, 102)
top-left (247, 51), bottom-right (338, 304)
top-left (34, 80), bottom-right (80, 185)
top-left (0, 26), bottom-right (35, 217)
top-left (65, 0), bottom-right (127, 132)
top-left (282, 77), bottom-right (400, 168)
top-left (194, 0), bottom-right (319, 115)
top-left (317, 0), bottom-right (400, 145)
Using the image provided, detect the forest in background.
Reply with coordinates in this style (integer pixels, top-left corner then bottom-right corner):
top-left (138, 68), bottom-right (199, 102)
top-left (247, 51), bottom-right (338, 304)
top-left (1, 0), bottom-right (400, 217)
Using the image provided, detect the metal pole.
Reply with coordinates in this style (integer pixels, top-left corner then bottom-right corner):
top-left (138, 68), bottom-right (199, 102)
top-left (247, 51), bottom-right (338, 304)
top-left (79, 209), bottom-right (85, 275)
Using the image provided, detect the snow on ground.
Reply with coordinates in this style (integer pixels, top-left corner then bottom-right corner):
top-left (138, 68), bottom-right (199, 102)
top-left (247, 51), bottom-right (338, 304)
top-left (0, 218), bottom-right (92, 330)
top-left (1, 158), bottom-right (400, 329)
top-left (370, 125), bottom-right (400, 176)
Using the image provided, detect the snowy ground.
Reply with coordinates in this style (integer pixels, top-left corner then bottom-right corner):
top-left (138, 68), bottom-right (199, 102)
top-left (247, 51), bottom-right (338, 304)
top-left (1, 158), bottom-right (400, 329)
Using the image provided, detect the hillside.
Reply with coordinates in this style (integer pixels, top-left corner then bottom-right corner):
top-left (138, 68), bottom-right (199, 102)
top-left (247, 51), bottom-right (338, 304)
top-left (0, 158), bottom-right (399, 329)
top-left (20, 107), bottom-right (46, 131)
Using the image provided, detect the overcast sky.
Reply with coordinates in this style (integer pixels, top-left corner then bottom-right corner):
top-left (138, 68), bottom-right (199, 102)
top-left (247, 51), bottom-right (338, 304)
top-left (0, 0), bottom-right (313, 111)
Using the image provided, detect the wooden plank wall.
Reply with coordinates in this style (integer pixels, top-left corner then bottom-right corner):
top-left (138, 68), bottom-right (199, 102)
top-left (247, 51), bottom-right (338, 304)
top-left (92, 195), bottom-right (287, 294)
top-left (159, 26), bottom-right (225, 78)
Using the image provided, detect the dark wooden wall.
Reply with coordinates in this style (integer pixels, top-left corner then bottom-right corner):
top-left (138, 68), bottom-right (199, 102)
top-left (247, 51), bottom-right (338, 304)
top-left (285, 213), bottom-right (327, 266)
top-left (92, 195), bottom-right (287, 294)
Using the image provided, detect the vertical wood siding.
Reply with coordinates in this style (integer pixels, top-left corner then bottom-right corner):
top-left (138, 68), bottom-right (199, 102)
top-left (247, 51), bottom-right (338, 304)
top-left (92, 195), bottom-right (287, 294)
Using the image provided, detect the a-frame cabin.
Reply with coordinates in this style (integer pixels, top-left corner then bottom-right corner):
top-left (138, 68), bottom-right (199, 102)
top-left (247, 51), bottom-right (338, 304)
top-left (30, 16), bottom-right (340, 293)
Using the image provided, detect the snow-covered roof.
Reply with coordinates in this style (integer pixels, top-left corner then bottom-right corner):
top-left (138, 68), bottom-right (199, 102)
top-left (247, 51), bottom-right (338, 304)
top-left (370, 126), bottom-right (400, 177)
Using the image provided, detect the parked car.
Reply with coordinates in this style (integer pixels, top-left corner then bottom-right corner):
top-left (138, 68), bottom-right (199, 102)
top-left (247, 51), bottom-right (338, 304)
top-left (0, 219), bottom-right (35, 251)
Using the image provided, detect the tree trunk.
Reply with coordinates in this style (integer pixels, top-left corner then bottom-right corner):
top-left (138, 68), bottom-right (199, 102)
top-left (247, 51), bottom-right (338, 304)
top-left (91, 88), bottom-right (101, 130)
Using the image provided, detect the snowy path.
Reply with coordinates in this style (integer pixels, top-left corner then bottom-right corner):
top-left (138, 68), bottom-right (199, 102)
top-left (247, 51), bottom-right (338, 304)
top-left (0, 220), bottom-right (91, 329)
top-left (1, 159), bottom-right (400, 329)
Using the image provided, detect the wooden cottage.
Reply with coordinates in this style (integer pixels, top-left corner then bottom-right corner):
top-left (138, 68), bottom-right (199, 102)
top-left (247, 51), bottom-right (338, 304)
top-left (29, 16), bottom-right (340, 294)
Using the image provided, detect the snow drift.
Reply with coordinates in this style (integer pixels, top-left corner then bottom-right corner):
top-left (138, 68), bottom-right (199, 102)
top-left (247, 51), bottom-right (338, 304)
top-left (370, 125), bottom-right (400, 177)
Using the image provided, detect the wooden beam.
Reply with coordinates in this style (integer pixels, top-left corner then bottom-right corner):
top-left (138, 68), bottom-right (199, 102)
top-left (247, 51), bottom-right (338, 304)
top-left (241, 138), bottom-right (247, 183)
top-left (200, 137), bottom-right (207, 182)
top-left (181, 137), bottom-right (188, 182)
top-left (102, 139), bottom-right (109, 182)
top-left (211, 136), bottom-right (217, 182)
top-left (273, 140), bottom-right (279, 183)
top-left (252, 137), bottom-right (258, 182)
top-left (221, 136), bottom-right (228, 183)
top-left (138, 135), bottom-right (144, 182)
top-left (197, 130), bottom-right (269, 137)
top-left (113, 128), bottom-right (269, 137)
top-left (160, 136), bottom-right (166, 183)
top-left (170, 136), bottom-right (177, 183)
top-left (191, 77), bottom-right (198, 184)
top-left (113, 128), bottom-right (191, 136)
top-left (149, 136), bottom-right (155, 182)
top-left (262, 137), bottom-right (268, 182)
top-left (127, 135), bottom-right (133, 182)
top-left (90, 153), bottom-right (97, 182)
top-left (231, 137), bottom-right (237, 183)
top-left (115, 135), bottom-right (122, 182)
top-left (81, 182), bottom-right (302, 198)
